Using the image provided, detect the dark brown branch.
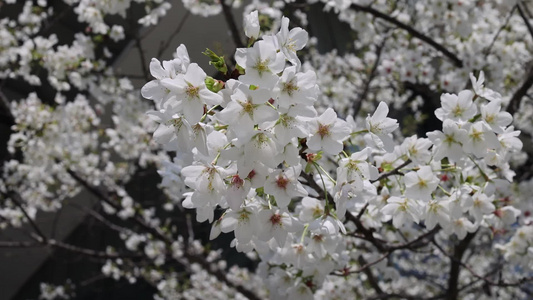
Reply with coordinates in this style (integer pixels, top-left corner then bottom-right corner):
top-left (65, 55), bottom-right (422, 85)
top-left (0, 88), bottom-right (15, 126)
top-left (0, 240), bottom-right (39, 248)
top-left (66, 168), bottom-right (262, 300)
top-left (387, 226), bottom-right (440, 251)
top-left (446, 231), bottom-right (477, 300)
top-left (371, 159), bottom-right (412, 183)
top-left (507, 64), bottom-right (533, 115)
top-left (0, 235), bottom-right (139, 260)
top-left (135, 35), bottom-right (151, 82)
top-left (433, 238), bottom-right (533, 289)
top-left (300, 171), bottom-right (335, 208)
top-left (353, 40), bottom-right (386, 116)
top-left (339, 252), bottom-right (390, 276)
top-left (186, 253), bottom-right (262, 300)
top-left (69, 203), bottom-right (131, 234)
top-left (157, 11), bottom-right (191, 57)
top-left (507, 4), bottom-right (533, 116)
top-left (8, 191), bottom-right (48, 243)
top-left (350, 3), bottom-right (463, 68)
top-left (346, 211), bottom-right (387, 252)
top-left (518, 2), bottom-right (533, 41)
top-left (358, 255), bottom-right (385, 295)
top-left (484, 6), bottom-right (516, 57)
top-left (48, 239), bottom-right (142, 259)
top-left (220, 0), bottom-right (244, 49)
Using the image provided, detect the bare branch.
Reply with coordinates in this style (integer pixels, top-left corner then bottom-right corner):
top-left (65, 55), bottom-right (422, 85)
top-left (371, 159), bottom-right (412, 183)
top-left (157, 11), bottom-right (191, 57)
top-left (331, 252), bottom-right (390, 276)
top-left (0, 240), bottom-right (39, 248)
top-left (387, 226), bottom-right (440, 251)
top-left (433, 237), bottom-right (533, 289)
top-left (135, 35), bottom-right (151, 82)
top-left (358, 255), bottom-right (385, 295)
top-left (47, 239), bottom-right (142, 259)
top-left (517, 2), bottom-right (533, 41)
top-left (446, 231), bottom-right (477, 300)
top-left (346, 211), bottom-right (387, 252)
top-left (66, 168), bottom-right (262, 300)
top-left (8, 191), bottom-right (48, 243)
top-left (69, 203), bottom-right (131, 234)
top-left (353, 40), bottom-right (387, 116)
top-left (350, 3), bottom-right (463, 68)
top-left (484, 6), bottom-right (516, 58)
top-left (220, 0), bottom-right (244, 49)
top-left (506, 3), bottom-right (533, 115)
top-left (507, 64), bottom-right (533, 115)
top-left (0, 87), bottom-right (15, 126)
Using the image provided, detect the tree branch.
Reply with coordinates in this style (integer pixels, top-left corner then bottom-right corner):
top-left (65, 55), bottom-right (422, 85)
top-left (353, 40), bottom-right (386, 116)
top-left (357, 255), bottom-right (385, 295)
top-left (350, 3), bottom-right (463, 68)
top-left (446, 231), bottom-right (477, 300)
top-left (135, 35), bottom-right (150, 82)
top-left (220, 0), bottom-right (244, 49)
top-left (8, 191), bottom-right (48, 243)
top-left (66, 168), bottom-right (262, 300)
top-left (517, 2), bottom-right (533, 41)
top-left (507, 3), bottom-right (533, 115)
top-left (157, 11), bottom-right (191, 57)
top-left (507, 64), bottom-right (533, 115)
top-left (0, 87), bottom-right (15, 126)
top-left (370, 159), bottom-right (412, 183)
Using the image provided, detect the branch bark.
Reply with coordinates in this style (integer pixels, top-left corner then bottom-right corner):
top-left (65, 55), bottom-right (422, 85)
top-left (350, 3), bottom-right (463, 68)
top-left (220, 0), bottom-right (244, 49)
top-left (66, 168), bottom-right (263, 300)
top-left (507, 63), bottom-right (533, 115)
top-left (446, 232), bottom-right (477, 300)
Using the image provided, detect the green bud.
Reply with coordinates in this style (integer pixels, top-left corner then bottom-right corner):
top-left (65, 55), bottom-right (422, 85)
top-left (202, 48), bottom-right (228, 74)
top-left (205, 76), bottom-right (224, 93)
top-left (235, 64), bottom-right (245, 75)
top-left (93, 35), bottom-right (104, 44)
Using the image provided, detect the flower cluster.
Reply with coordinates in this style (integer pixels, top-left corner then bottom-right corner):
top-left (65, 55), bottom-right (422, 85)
top-left (143, 11), bottom-right (526, 298)
top-left (2, 0), bottom-right (533, 299)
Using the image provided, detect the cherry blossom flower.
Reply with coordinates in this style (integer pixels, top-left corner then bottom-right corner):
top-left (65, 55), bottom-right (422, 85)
top-left (307, 108), bottom-right (350, 155)
top-left (235, 40), bottom-right (285, 89)
top-left (160, 63), bottom-right (223, 124)
top-left (366, 101), bottom-right (399, 152)
top-left (264, 166), bottom-right (308, 208)
top-left (404, 166), bottom-right (439, 201)
top-left (244, 10), bottom-right (260, 39)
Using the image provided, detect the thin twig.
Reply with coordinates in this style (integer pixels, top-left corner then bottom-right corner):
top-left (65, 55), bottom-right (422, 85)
top-left (346, 211), bottom-right (387, 252)
top-left (8, 191), bottom-right (48, 243)
top-left (0, 88), bottom-right (15, 126)
top-left (66, 168), bottom-right (262, 300)
top-left (220, 0), bottom-right (244, 48)
top-left (387, 226), bottom-right (440, 251)
top-left (69, 203), bottom-right (131, 234)
top-left (331, 252), bottom-right (390, 276)
top-left (446, 231), bottom-right (477, 300)
top-left (350, 3), bottom-right (463, 68)
top-left (0, 240), bottom-right (39, 248)
top-left (357, 255), bottom-right (385, 295)
top-left (507, 65), bottom-right (533, 115)
top-left (370, 159), bottom-right (412, 183)
top-left (157, 11), bottom-right (191, 57)
top-left (518, 2), bottom-right (533, 41)
top-left (484, 6), bottom-right (516, 58)
top-left (135, 35), bottom-right (150, 82)
top-left (433, 238), bottom-right (533, 289)
top-left (353, 40), bottom-right (386, 116)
